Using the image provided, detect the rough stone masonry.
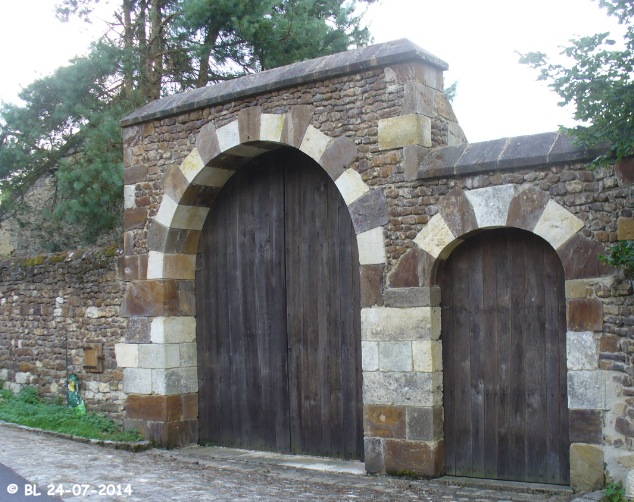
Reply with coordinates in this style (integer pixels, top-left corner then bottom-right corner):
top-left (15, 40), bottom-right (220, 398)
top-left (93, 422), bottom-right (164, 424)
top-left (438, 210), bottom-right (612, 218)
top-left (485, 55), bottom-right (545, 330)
top-left (0, 38), bottom-right (632, 492)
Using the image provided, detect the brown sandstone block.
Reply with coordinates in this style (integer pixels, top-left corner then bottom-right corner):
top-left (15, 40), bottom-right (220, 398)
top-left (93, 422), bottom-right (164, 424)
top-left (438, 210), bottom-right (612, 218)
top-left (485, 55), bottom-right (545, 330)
top-left (383, 438), bottom-right (444, 477)
top-left (124, 208), bottom-right (148, 231)
top-left (364, 405), bottom-right (406, 439)
top-left (567, 299), bottom-right (603, 331)
top-left (360, 264), bottom-right (384, 307)
top-left (569, 409), bottom-right (602, 444)
top-left (617, 217), bottom-right (634, 240)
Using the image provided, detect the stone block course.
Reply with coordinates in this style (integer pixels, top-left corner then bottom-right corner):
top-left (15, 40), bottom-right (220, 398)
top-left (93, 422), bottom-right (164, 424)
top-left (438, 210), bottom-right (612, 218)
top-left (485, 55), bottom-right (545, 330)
top-left (378, 114), bottom-right (432, 150)
top-left (364, 405), bottom-right (406, 438)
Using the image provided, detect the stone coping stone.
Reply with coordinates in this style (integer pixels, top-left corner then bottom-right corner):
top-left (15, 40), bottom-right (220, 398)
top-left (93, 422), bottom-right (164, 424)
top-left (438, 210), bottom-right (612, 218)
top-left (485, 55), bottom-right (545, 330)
top-left (121, 39), bottom-right (448, 127)
top-left (418, 132), bottom-right (607, 179)
top-left (0, 420), bottom-right (152, 452)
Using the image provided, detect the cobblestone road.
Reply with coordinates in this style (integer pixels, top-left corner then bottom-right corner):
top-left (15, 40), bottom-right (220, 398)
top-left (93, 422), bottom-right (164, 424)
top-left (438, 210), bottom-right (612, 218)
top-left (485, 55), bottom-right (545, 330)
top-left (0, 425), bottom-right (579, 501)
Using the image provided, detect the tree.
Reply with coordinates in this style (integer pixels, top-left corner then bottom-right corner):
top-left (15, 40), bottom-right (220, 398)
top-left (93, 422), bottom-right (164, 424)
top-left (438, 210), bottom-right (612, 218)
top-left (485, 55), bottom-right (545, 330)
top-left (519, 0), bottom-right (634, 164)
top-left (0, 0), bottom-right (374, 248)
top-left (520, 0), bottom-right (633, 277)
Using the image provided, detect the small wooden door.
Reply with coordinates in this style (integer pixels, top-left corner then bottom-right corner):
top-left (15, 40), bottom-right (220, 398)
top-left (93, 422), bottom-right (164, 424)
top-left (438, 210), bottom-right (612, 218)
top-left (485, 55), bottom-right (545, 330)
top-left (441, 228), bottom-right (569, 485)
top-left (196, 148), bottom-right (363, 459)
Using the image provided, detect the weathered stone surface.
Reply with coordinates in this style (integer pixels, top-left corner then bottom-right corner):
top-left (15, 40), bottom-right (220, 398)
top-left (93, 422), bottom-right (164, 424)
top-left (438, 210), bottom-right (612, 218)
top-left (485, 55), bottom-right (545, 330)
top-left (498, 132), bottom-right (557, 169)
top-left (124, 208), bottom-right (148, 231)
top-left (121, 280), bottom-right (195, 317)
top-left (402, 145), bottom-right (427, 180)
top-left (437, 187), bottom-right (478, 237)
top-left (363, 371), bottom-right (441, 406)
top-left (401, 81), bottom-right (434, 116)
top-left (378, 114), bottom-right (432, 150)
top-left (118, 254), bottom-right (148, 281)
top-left (364, 405), bottom-right (406, 438)
top-left (418, 144), bottom-right (465, 176)
top-left (361, 306), bottom-right (440, 340)
top-left (618, 217), bottom-right (634, 240)
top-left (357, 227), bottom-right (386, 265)
top-left (363, 437), bottom-right (385, 474)
top-left (388, 248), bottom-right (420, 288)
top-left (115, 343), bottom-right (139, 368)
top-left (216, 120), bottom-right (240, 152)
top-left (615, 156), bottom-right (634, 184)
top-left (384, 287), bottom-right (439, 308)
top-left (123, 367), bottom-right (152, 394)
top-left (259, 113), bottom-right (285, 142)
top-left (565, 278), bottom-right (597, 299)
top-left (558, 234), bottom-right (614, 279)
top-left (414, 213), bottom-right (455, 258)
top-left (349, 189), bottom-right (389, 234)
top-left (455, 138), bottom-right (507, 172)
top-left (568, 299), bottom-right (604, 331)
top-left (147, 221), bottom-right (201, 254)
top-left (534, 199), bottom-right (584, 250)
top-left (179, 149), bottom-right (205, 184)
top-left (319, 136), bottom-right (356, 181)
top-left (195, 121), bottom-right (220, 165)
top-left (151, 367), bottom-right (198, 395)
top-left (126, 394), bottom-right (184, 422)
top-left (361, 341), bottom-right (379, 371)
top-left (282, 105), bottom-right (313, 147)
top-left (567, 331), bottom-right (598, 370)
top-left (379, 342), bottom-right (413, 371)
top-left (148, 252), bottom-right (196, 280)
top-left (154, 196), bottom-right (210, 230)
top-left (360, 264), bottom-right (384, 307)
top-left (384, 439), bottom-right (444, 477)
top-left (138, 343), bottom-right (180, 369)
top-left (124, 165), bottom-right (147, 185)
top-left (570, 443), bottom-right (604, 492)
top-left (412, 340), bottom-right (442, 372)
top-left (569, 409), bottom-right (603, 444)
top-left (238, 106), bottom-right (261, 143)
top-left (506, 186), bottom-right (550, 231)
top-left (192, 166), bottom-right (234, 188)
top-left (335, 167), bottom-right (370, 205)
top-left (406, 406), bottom-right (443, 441)
top-left (164, 164), bottom-right (190, 203)
top-left (299, 124), bottom-right (332, 163)
top-left (568, 370), bottom-right (605, 409)
top-left (464, 184), bottom-right (517, 228)
top-left (548, 133), bottom-right (593, 164)
top-left (126, 317), bottom-right (152, 343)
top-left (151, 316), bottom-right (196, 344)
top-left (124, 185), bottom-right (136, 209)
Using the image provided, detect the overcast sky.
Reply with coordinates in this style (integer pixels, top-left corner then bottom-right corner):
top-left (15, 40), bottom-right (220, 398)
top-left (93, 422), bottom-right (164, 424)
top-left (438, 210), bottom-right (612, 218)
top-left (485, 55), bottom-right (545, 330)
top-left (0, 0), bottom-right (623, 142)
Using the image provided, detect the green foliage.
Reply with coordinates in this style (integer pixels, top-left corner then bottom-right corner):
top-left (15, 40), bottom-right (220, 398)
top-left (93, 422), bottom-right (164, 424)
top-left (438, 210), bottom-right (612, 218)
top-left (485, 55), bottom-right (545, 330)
top-left (603, 481), bottom-right (627, 502)
top-left (0, 386), bottom-right (142, 441)
top-left (444, 81), bottom-right (458, 103)
top-left (519, 0), bottom-right (634, 164)
top-left (601, 240), bottom-right (634, 277)
top-left (1, 0), bottom-right (373, 245)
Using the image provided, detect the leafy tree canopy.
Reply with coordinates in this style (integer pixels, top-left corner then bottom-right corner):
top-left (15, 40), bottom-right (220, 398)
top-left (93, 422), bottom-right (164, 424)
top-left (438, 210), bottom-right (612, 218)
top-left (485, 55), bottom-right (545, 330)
top-left (520, 0), bottom-right (634, 164)
top-left (0, 0), bottom-right (374, 248)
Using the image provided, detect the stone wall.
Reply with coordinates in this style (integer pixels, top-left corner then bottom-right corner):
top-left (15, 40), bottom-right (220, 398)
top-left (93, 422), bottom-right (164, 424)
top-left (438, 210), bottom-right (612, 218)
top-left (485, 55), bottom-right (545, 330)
top-left (0, 248), bottom-right (127, 419)
top-left (117, 39), bottom-right (633, 486)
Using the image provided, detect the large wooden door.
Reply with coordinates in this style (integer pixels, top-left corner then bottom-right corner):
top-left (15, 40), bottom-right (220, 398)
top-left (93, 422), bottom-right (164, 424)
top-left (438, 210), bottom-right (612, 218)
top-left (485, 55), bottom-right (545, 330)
top-left (196, 148), bottom-right (363, 459)
top-left (441, 228), bottom-right (569, 484)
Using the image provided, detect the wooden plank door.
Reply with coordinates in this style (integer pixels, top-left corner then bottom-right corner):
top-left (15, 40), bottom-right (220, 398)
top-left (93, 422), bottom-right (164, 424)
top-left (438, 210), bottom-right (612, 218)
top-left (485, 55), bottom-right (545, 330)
top-left (441, 228), bottom-right (569, 484)
top-left (197, 153), bottom-right (290, 452)
top-left (196, 148), bottom-right (363, 460)
top-left (285, 149), bottom-right (363, 460)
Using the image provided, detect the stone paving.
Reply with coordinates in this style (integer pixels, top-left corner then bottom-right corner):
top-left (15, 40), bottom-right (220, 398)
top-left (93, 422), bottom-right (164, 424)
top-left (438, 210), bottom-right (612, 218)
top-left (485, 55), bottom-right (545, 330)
top-left (0, 425), bottom-right (583, 501)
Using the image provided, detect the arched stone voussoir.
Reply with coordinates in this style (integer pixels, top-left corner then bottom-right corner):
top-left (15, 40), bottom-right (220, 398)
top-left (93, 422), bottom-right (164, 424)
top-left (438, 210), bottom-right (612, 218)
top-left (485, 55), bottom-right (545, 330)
top-left (464, 184), bottom-right (518, 229)
top-left (147, 250), bottom-right (197, 280)
top-left (414, 213), bottom-right (456, 259)
top-left (533, 199), bottom-right (584, 251)
top-left (319, 136), bottom-right (357, 182)
top-left (506, 186), bottom-right (550, 231)
top-left (438, 187), bottom-right (477, 238)
top-left (147, 220), bottom-right (201, 255)
top-left (154, 194), bottom-right (210, 231)
top-left (357, 226), bottom-right (387, 265)
top-left (349, 189), bottom-right (389, 235)
top-left (335, 168), bottom-right (370, 206)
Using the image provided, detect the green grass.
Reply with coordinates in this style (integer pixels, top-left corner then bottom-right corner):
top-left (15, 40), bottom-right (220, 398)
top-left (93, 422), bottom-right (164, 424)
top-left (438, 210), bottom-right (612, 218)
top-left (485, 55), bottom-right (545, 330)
top-left (0, 386), bottom-right (143, 442)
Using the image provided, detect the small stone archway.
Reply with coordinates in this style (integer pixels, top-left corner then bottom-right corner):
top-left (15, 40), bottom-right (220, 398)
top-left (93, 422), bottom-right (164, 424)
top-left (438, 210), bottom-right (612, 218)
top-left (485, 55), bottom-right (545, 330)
top-left (388, 182), bottom-right (613, 485)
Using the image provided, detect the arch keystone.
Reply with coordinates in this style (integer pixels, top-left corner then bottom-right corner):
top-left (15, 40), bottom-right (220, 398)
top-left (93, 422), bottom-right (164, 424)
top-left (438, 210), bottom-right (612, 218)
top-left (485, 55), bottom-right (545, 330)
top-left (260, 113), bottom-right (286, 142)
top-left (464, 184), bottom-right (517, 228)
top-left (216, 120), bottom-right (240, 152)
